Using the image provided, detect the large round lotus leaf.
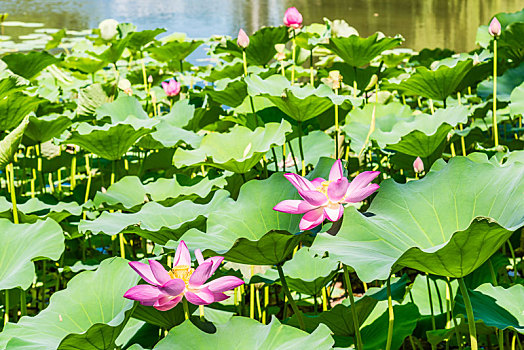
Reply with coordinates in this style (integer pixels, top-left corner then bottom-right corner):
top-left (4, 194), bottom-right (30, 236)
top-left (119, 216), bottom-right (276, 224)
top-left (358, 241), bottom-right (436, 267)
top-left (454, 283), bottom-right (524, 334)
top-left (0, 257), bottom-right (139, 350)
top-left (146, 40), bottom-right (202, 62)
top-left (246, 75), bottom-right (358, 122)
top-left (201, 59), bottom-right (243, 82)
top-left (213, 26), bottom-right (289, 66)
top-left (204, 78), bottom-right (247, 108)
top-left (96, 95), bottom-right (148, 122)
top-left (478, 61), bottom-right (524, 102)
top-left (65, 117), bottom-right (158, 160)
top-left (0, 92), bottom-right (42, 131)
top-left (2, 51), bottom-right (61, 79)
top-left (388, 59), bottom-right (473, 101)
top-left (25, 113), bottom-right (73, 143)
top-left (127, 28), bottom-right (166, 51)
top-left (0, 76), bottom-right (26, 99)
top-left (0, 218), bottom-right (64, 290)
top-left (510, 81), bottom-right (524, 117)
top-left (0, 196), bottom-right (81, 223)
top-left (322, 33), bottom-right (403, 68)
top-left (93, 174), bottom-right (226, 210)
top-left (153, 317), bottom-right (334, 350)
top-left (498, 22), bottom-right (524, 62)
top-left (173, 120), bottom-right (291, 173)
top-left (62, 56), bottom-right (106, 74)
top-left (0, 116), bottom-right (29, 169)
top-left (81, 190), bottom-right (230, 245)
top-left (343, 102), bottom-right (468, 157)
top-left (311, 155), bottom-right (524, 282)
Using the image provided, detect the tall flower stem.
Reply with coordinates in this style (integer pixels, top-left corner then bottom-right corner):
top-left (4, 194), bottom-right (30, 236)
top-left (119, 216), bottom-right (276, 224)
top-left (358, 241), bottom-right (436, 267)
top-left (309, 49), bottom-right (314, 86)
top-left (426, 274), bottom-right (437, 350)
top-left (446, 278), bottom-right (462, 350)
top-left (335, 88), bottom-right (339, 159)
top-left (343, 265), bottom-right (363, 350)
top-left (8, 163), bottom-right (18, 224)
top-left (263, 286), bottom-right (269, 324)
top-left (250, 266), bottom-right (255, 319)
top-left (182, 298), bottom-right (190, 320)
top-left (287, 141), bottom-right (300, 174)
top-left (291, 30), bottom-right (296, 85)
top-left (385, 276), bottom-right (395, 350)
top-left (458, 277), bottom-right (477, 350)
top-left (277, 263), bottom-right (305, 331)
top-left (493, 38), bottom-right (499, 147)
top-left (3, 289), bottom-right (8, 326)
top-left (297, 121), bottom-right (305, 176)
top-left (242, 48), bottom-right (258, 123)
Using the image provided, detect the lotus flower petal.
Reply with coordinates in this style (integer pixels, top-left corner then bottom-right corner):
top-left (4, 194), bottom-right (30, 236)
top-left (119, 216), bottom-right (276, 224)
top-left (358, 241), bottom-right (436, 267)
top-left (174, 240), bottom-right (191, 266)
top-left (124, 284), bottom-right (161, 305)
top-left (345, 183), bottom-right (380, 203)
top-left (323, 203), bottom-right (344, 222)
top-left (185, 288), bottom-right (215, 305)
top-left (329, 159), bottom-right (344, 181)
top-left (128, 261), bottom-right (159, 286)
top-left (189, 260), bottom-right (214, 288)
top-left (206, 276), bottom-right (245, 293)
top-left (158, 278), bottom-right (186, 296)
top-left (154, 295), bottom-right (183, 311)
top-left (327, 177), bottom-right (349, 202)
top-left (299, 207), bottom-right (325, 231)
top-left (148, 259), bottom-right (171, 285)
top-left (273, 199), bottom-right (317, 214)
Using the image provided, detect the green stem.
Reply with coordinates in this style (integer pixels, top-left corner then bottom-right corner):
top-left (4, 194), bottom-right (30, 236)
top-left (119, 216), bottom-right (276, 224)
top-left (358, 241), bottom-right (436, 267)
top-left (458, 277), bottom-right (477, 350)
top-left (499, 330), bottom-right (504, 350)
top-left (386, 276), bottom-right (395, 350)
top-left (493, 38), bottom-right (499, 147)
top-left (309, 49), bottom-right (314, 86)
top-left (488, 259), bottom-right (498, 286)
top-left (426, 274), bottom-right (437, 350)
top-left (343, 265), bottom-right (363, 350)
top-left (3, 289), bottom-right (8, 326)
top-left (287, 141), bottom-right (300, 174)
top-left (335, 88), bottom-right (339, 159)
top-left (277, 264), bottom-right (305, 331)
top-left (19, 288), bottom-right (26, 316)
top-left (297, 121), bottom-right (305, 176)
top-left (271, 148), bottom-right (279, 172)
top-left (182, 298), bottom-right (190, 320)
top-left (291, 30), bottom-right (296, 85)
top-left (8, 164), bottom-right (18, 224)
top-left (507, 240), bottom-right (518, 281)
top-left (446, 278), bottom-right (462, 350)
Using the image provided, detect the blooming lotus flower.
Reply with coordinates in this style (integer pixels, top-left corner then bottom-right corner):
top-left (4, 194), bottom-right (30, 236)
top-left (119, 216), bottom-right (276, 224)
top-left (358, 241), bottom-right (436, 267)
top-left (161, 78), bottom-right (181, 97)
top-left (237, 28), bottom-right (250, 48)
top-left (274, 160), bottom-right (380, 231)
top-left (413, 157), bottom-right (424, 173)
top-left (124, 241), bottom-right (244, 311)
top-left (489, 17), bottom-right (501, 37)
top-left (98, 19), bottom-right (119, 41)
top-left (283, 7), bottom-right (303, 29)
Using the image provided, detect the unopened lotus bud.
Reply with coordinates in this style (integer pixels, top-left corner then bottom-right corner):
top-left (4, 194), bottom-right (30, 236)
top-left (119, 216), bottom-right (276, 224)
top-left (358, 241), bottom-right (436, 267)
top-left (413, 157), bottom-right (424, 173)
top-left (365, 74), bottom-right (378, 90)
top-left (237, 28), bottom-right (250, 49)
top-left (489, 17), bottom-right (501, 37)
top-left (283, 7), bottom-right (303, 29)
top-left (101, 187), bottom-right (107, 194)
top-left (98, 19), bottom-right (119, 41)
top-left (118, 79), bottom-right (131, 91)
top-left (147, 75), bottom-right (153, 84)
top-left (328, 70), bottom-right (342, 89)
top-left (150, 91), bottom-right (156, 104)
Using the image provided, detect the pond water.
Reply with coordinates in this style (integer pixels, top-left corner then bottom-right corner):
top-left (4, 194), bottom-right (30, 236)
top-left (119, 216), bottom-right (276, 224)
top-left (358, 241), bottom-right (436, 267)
top-left (0, 0), bottom-right (522, 52)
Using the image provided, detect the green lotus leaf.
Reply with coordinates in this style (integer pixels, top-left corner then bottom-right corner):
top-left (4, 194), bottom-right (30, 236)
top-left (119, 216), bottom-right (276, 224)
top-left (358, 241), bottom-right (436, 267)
top-left (388, 59), bottom-right (473, 101)
top-left (497, 22), bottom-right (524, 62)
top-left (0, 76), bottom-right (27, 99)
top-left (65, 117), bottom-right (158, 160)
top-left (246, 75), bottom-right (358, 122)
top-left (146, 40), bottom-right (202, 62)
top-left (93, 174), bottom-right (226, 210)
top-left (0, 92), bottom-right (43, 131)
top-left (201, 59), bottom-right (244, 82)
top-left (0, 257), bottom-right (139, 350)
top-left (509, 81), bottom-right (524, 117)
top-left (89, 36), bottom-right (131, 64)
top-left (45, 29), bottom-right (66, 50)
top-left (343, 102), bottom-right (468, 157)
top-left (478, 61), bottom-right (524, 102)
top-left (127, 28), bottom-right (166, 51)
top-left (173, 120), bottom-right (291, 173)
top-left (25, 113), bottom-right (73, 143)
top-left (204, 78), bottom-right (247, 108)
top-left (152, 317), bottom-right (334, 350)
top-left (0, 197), bottom-right (83, 223)
top-left (311, 155), bottom-right (524, 282)
top-left (76, 83), bottom-right (111, 116)
top-left (214, 26), bottom-right (289, 66)
top-left (322, 33), bottom-right (403, 67)
top-left (0, 116), bottom-right (29, 169)
top-left (2, 51), bottom-right (61, 79)
top-left (0, 218), bottom-right (64, 290)
top-left (62, 56), bottom-right (106, 74)
top-left (81, 190), bottom-right (230, 245)
top-left (454, 283), bottom-right (524, 334)
top-left (96, 95), bottom-right (148, 122)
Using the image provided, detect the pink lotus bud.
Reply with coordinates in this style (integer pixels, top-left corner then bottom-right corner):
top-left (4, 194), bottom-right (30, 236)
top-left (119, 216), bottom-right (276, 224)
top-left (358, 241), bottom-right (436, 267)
top-left (489, 17), bottom-right (501, 37)
top-left (413, 157), bottom-right (424, 173)
top-left (161, 78), bottom-right (181, 97)
top-left (237, 28), bottom-right (250, 48)
top-left (283, 7), bottom-right (303, 29)
top-left (147, 75), bottom-right (153, 84)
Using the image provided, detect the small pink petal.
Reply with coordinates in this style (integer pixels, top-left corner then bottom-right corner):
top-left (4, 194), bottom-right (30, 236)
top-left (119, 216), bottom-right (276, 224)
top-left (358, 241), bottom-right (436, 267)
top-left (300, 190), bottom-right (328, 206)
top-left (346, 171), bottom-right (380, 194)
top-left (206, 276), bottom-right (244, 293)
top-left (204, 256), bottom-right (224, 276)
top-left (211, 292), bottom-right (229, 302)
top-left (174, 240), bottom-right (191, 266)
top-left (158, 278), bottom-right (186, 296)
top-left (345, 183), bottom-right (380, 203)
top-left (299, 207), bottom-right (325, 231)
top-left (323, 203), bottom-right (344, 222)
top-left (310, 177), bottom-right (325, 188)
top-left (273, 199), bottom-right (318, 214)
top-left (284, 173), bottom-right (316, 192)
top-left (329, 159), bottom-right (344, 181)
top-left (189, 261), bottom-right (214, 288)
top-left (124, 284), bottom-right (161, 305)
top-left (185, 288), bottom-right (215, 305)
top-left (195, 249), bottom-right (205, 265)
top-left (148, 260), bottom-right (171, 285)
top-left (327, 178), bottom-right (349, 202)
top-left (154, 295), bottom-right (183, 311)
top-left (128, 261), bottom-right (158, 286)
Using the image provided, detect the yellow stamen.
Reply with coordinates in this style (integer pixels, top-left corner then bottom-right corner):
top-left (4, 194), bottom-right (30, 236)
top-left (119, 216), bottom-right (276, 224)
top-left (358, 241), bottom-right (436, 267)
top-left (168, 265), bottom-right (194, 287)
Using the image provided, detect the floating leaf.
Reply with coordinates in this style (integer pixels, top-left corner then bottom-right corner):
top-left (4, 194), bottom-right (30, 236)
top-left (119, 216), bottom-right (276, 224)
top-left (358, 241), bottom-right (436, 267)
top-left (2, 51), bottom-right (61, 79)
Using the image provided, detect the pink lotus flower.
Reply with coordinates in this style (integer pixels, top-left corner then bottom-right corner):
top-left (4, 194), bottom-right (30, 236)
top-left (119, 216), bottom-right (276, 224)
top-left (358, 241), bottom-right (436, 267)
top-left (489, 17), bottom-right (501, 37)
top-left (278, 153), bottom-right (299, 169)
top-left (413, 157), bottom-right (424, 173)
top-left (237, 28), bottom-right (250, 48)
top-left (161, 78), bottom-right (181, 97)
top-left (124, 241), bottom-right (244, 311)
top-left (283, 7), bottom-right (303, 29)
top-left (273, 160), bottom-right (380, 231)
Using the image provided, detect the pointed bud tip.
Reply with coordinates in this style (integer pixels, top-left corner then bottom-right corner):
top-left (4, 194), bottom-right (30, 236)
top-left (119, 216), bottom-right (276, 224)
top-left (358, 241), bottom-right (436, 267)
top-left (413, 157), bottom-right (424, 173)
top-left (489, 17), bottom-right (501, 37)
top-left (237, 28), bottom-right (250, 48)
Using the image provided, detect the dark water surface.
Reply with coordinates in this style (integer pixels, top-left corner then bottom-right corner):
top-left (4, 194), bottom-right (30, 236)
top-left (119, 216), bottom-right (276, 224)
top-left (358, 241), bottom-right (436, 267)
top-left (0, 0), bottom-right (522, 52)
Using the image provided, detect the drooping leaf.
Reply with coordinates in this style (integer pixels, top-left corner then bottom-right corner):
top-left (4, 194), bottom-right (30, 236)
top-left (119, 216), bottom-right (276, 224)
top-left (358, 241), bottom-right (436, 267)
top-left (96, 95), bottom-right (148, 122)
top-left (127, 28), bottom-right (166, 51)
top-left (0, 92), bottom-right (43, 131)
top-left (146, 40), bottom-right (202, 62)
top-left (204, 78), bottom-right (247, 108)
top-left (0, 218), bottom-right (64, 290)
top-left (477, 61), bottom-right (524, 102)
top-left (311, 155), bottom-right (524, 282)
top-left (0, 116), bottom-right (29, 169)
top-left (25, 113), bottom-right (73, 143)
top-left (76, 83), bottom-right (111, 116)
top-left (2, 51), bottom-right (61, 79)
top-left (62, 56), bottom-right (106, 74)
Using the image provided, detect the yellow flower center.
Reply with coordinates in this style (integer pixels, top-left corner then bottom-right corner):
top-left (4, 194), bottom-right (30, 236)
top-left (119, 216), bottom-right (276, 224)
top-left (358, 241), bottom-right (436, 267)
top-left (168, 265), bottom-right (194, 287)
top-left (316, 180), bottom-right (332, 196)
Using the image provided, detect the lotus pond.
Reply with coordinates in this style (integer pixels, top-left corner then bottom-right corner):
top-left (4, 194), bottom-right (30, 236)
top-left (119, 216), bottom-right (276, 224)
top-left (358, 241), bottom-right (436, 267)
top-left (0, 5), bottom-right (523, 350)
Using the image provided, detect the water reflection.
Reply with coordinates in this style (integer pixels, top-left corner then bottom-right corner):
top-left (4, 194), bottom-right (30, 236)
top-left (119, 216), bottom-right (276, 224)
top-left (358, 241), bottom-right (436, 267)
top-left (0, 0), bottom-right (522, 51)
